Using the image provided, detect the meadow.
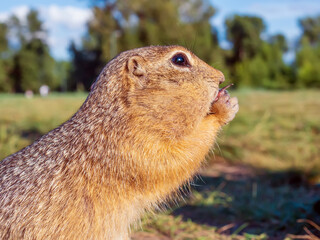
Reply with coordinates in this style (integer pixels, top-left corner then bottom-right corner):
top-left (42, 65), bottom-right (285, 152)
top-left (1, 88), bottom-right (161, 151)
top-left (0, 90), bottom-right (319, 239)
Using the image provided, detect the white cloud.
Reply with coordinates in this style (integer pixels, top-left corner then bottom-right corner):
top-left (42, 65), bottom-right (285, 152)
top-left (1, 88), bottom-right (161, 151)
top-left (40, 5), bottom-right (92, 30)
top-left (0, 5), bottom-right (29, 23)
top-left (39, 5), bottom-right (93, 59)
top-left (0, 5), bottom-right (92, 60)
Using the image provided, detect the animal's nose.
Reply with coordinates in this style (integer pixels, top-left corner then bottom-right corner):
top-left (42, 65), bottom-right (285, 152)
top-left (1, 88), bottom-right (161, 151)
top-left (208, 65), bottom-right (225, 85)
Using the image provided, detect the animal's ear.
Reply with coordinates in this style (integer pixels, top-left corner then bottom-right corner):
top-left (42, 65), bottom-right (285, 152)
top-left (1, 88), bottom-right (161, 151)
top-left (126, 55), bottom-right (147, 88)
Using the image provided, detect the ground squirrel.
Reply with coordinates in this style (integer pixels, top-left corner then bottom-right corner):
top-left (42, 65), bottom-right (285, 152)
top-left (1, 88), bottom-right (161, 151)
top-left (0, 45), bottom-right (239, 239)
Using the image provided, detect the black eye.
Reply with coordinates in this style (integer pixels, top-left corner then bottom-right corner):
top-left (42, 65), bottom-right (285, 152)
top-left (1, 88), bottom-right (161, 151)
top-left (171, 53), bottom-right (190, 67)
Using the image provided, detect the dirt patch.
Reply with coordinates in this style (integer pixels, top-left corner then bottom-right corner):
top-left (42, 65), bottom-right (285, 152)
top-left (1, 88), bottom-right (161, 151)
top-left (201, 158), bottom-right (257, 180)
top-left (132, 232), bottom-right (171, 240)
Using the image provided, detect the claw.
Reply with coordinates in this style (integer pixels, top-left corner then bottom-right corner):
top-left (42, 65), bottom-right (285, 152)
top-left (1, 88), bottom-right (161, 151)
top-left (214, 83), bottom-right (234, 102)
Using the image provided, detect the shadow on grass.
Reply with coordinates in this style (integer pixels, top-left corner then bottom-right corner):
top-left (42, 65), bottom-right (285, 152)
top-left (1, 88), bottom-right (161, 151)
top-left (172, 165), bottom-right (320, 239)
top-left (0, 125), bottom-right (45, 160)
top-left (20, 128), bottom-right (43, 142)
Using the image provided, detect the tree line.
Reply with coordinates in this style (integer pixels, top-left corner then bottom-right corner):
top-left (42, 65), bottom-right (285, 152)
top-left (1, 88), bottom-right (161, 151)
top-left (0, 0), bottom-right (320, 93)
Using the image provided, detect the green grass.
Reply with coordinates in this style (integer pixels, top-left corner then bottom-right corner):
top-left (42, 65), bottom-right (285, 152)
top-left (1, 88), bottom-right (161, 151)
top-left (218, 90), bottom-right (320, 181)
top-left (0, 93), bottom-right (86, 159)
top-left (1, 90), bottom-right (320, 240)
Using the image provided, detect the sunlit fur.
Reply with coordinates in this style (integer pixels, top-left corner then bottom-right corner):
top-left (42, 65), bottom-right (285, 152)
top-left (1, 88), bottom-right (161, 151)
top-left (0, 45), bottom-right (238, 239)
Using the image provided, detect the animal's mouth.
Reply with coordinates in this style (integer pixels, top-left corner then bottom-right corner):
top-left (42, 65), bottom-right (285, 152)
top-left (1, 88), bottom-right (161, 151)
top-left (207, 83), bottom-right (233, 115)
top-left (213, 83), bottom-right (233, 103)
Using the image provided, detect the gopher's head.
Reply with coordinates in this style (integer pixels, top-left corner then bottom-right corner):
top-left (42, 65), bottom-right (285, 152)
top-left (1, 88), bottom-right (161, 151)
top-left (91, 46), bottom-right (225, 139)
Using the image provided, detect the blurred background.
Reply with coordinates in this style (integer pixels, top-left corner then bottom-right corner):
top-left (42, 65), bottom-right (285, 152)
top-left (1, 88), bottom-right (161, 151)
top-left (0, 0), bottom-right (319, 239)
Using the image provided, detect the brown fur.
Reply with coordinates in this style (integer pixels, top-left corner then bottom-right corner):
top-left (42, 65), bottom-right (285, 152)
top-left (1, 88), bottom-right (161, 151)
top-left (0, 45), bottom-right (239, 240)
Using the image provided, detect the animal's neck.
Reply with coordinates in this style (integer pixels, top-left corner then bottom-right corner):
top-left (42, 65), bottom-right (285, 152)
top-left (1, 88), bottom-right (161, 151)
top-left (68, 99), bottom-right (205, 198)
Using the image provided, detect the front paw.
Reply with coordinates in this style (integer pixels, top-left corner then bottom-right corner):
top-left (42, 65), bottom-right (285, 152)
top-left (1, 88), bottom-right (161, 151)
top-left (209, 91), bottom-right (239, 126)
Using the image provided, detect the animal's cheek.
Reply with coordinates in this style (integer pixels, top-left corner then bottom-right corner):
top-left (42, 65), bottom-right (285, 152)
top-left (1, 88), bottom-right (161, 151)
top-left (209, 88), bottom-right (218, 101)
top-left (204, 83), bottom-right (218, 103)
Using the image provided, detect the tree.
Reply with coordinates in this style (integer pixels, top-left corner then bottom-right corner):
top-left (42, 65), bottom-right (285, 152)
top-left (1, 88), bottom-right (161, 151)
top-left (0, 22), bottom-right (12, 92)
top-left (225, 15), bottom-right (293, 89)
top-left (259, 34), bottom-right (292, 89)
top-left (0, 23), bottom-right (8, 53)
top-left (295, 37), bottom-right (320, 88)
top-left (10, 10), bottom-right (59, 92)
top-left (299, 16), bottom-right (320, 45)
top-left (68, 41), bottom-right (102, 91)
top-left (295, 15), bottom-right (320, 88)
top-left (225, 15), bottom-right (265, 64)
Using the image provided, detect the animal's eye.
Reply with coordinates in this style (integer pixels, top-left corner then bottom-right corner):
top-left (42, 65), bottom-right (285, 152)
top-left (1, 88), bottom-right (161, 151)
top-left (171, 53), bottom-right (190, 67)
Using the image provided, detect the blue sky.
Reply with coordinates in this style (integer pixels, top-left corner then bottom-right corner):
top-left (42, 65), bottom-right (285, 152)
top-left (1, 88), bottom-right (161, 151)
top-left (1, 0), bottom-right (320, 60)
